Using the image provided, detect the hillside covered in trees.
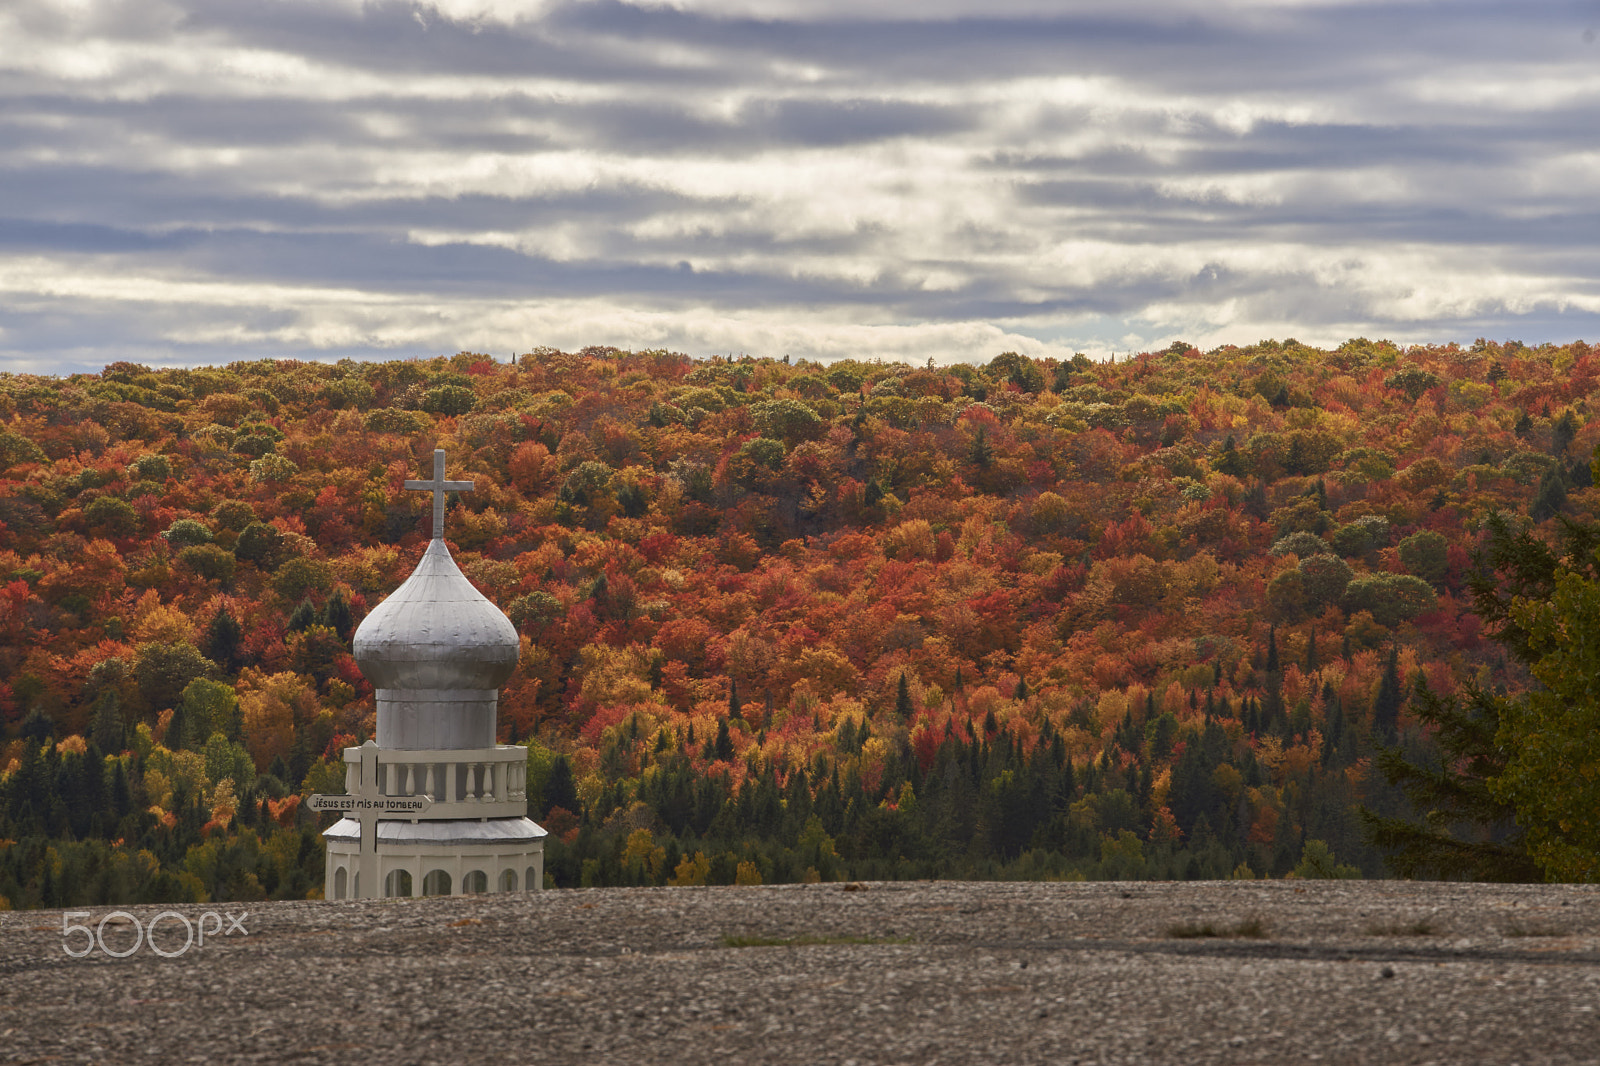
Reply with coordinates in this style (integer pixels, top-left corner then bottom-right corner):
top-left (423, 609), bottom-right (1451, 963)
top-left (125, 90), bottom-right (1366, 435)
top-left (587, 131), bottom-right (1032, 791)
top-left (0, 338), bottom-right (1593, 906)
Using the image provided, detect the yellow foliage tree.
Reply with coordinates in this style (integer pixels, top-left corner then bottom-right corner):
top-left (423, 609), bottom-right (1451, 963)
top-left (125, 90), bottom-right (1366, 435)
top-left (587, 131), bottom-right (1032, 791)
top-left (668, 851), bottom-right (710, 887)
top-left (238, 670), bottom-right (320, 772)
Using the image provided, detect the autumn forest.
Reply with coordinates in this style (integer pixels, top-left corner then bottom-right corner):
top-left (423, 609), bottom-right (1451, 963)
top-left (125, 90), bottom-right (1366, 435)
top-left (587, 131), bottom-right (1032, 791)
top-left (0, 337), bottom-right (1591, 906)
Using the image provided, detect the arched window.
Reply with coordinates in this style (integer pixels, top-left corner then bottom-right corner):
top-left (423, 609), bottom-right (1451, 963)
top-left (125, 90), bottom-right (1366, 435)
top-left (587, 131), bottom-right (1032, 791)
top-left (463, 869), bottom-right (488, 894)
top-left (499, 869), bottom-right (517, 892)
top-left (526, 866), bottom-right (538, 891)
top-left (384, 869), bottom-right (413, 898)
top-left (423, 869), bottom-right (452, 897)
top-left (333, 866), bottom-right (348, 900)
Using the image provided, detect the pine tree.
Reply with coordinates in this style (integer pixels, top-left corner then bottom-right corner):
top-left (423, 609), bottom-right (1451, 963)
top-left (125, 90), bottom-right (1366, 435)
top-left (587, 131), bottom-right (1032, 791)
top-left (544, 756), bottom-right (578, 817)
top-left (288, 726), bottom-right (312, 787)
top-left (287, 597), bottom-right (317, 633)
top-left (1372, 644), bottom-right (1403, 741)
top-left (109, 759), bottom-right (132, 821)
top-left (321, 588), bottom-right (355, 641)
top-left (714, 720), bottom-right (734, 762)
top-left (895, 673), bottom-right (914, 719)
top-left (1215, 434), bottom-right (1244, 476)
top-left (969, 424), bottom-right (993, 468)
top-left (204, 605), bottom-right (244, 673)
top-left (166, 701), bottom-right (189, 751)
top-left (728, 678), bottom-right (743, 721)
top-left (91, 692), bottom-right (124, 754)
top-left (1320, 681), bottom-right (1343, 759)
top-left (1263, 627), bottom-right (1285, 733)
top-left (1360, 678), bottom-right (1540, 880)
top-left (1305, 624), bottom-right (1318, 674)
top-left (1532, 467), bottom-right (1567, 522)
top-left (1553, 409), bottom-right (1578, 455)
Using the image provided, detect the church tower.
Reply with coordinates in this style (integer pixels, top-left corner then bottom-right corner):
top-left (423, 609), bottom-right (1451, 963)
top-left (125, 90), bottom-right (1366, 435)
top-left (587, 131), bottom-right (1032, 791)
top-left (321, 449), bottom-right (546, 899)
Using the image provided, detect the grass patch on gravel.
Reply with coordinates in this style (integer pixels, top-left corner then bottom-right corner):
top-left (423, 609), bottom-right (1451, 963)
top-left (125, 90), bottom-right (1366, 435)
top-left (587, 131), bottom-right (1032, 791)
top-left (1165, 918), bottom-right (1267, 940)
top-left (1503, 923), bottom-right (1565, 938)
top-left (721, 934), bottom-right (913, 948)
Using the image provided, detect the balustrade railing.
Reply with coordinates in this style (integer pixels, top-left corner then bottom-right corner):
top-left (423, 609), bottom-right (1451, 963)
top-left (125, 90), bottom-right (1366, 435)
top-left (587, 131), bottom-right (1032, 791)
top-left (342, 745), bottom-right (528, 820)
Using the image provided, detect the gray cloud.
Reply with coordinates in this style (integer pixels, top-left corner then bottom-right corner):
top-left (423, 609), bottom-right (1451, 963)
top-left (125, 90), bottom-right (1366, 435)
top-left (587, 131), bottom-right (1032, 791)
top-left (4, 0), bottom-right (1600, 371)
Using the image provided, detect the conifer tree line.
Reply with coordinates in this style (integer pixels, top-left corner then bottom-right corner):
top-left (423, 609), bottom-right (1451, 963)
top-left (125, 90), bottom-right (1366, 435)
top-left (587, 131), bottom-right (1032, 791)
top-left (0, 337), bottom-right (1594, 904)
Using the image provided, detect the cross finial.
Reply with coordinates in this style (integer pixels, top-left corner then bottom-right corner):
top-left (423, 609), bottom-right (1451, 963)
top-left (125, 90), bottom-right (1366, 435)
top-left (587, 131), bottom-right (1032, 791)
top-left (404, 448), bottom-right (474, 539)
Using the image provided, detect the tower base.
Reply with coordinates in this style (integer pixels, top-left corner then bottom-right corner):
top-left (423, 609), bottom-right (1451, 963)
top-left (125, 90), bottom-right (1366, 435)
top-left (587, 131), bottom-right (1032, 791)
top-left (323, 817), bottom-right (547, 900)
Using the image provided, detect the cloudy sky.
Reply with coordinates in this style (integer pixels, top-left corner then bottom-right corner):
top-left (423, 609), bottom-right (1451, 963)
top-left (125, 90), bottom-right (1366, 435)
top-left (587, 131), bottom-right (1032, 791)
top-left (3, 0), bottom-right (1600, 374)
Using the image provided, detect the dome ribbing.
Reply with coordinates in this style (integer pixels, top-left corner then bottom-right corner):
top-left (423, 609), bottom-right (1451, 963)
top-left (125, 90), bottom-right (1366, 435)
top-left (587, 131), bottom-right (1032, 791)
top-left (352, 538), bottom-right (519, 692)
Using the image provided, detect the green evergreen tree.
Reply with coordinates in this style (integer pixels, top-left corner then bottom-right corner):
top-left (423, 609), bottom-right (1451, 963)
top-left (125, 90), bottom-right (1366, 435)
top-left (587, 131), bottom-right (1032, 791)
top-left (544, 756), bottom-right (578, 817)
top-left (968, 425), bottom-right (993, 468)
top-left (91, 692), bottom-right (124, 754)
top-left (320, 588), bottom-right (355, 641)
top-left (109, 759), bottom-right (132, 821)
top-left (1359, 677), bottom-right (1540, 881)
top-left (1372, 644), bottom-right (1403, 741)
top-left (287, 597), bottom-right (317, 633)
top-left (895, 673), bottom-right (914, 719)
top-left (204, 604), bottom-right (245, 673)
top-left (1532, 467), bottom-right (1567, 522)
top-left (1262, 627), bottom-right (1285, 733)
top-left (166, 701), bottom-right (190, 751)
top-left (1552, 409), bottom-right (1578, 455)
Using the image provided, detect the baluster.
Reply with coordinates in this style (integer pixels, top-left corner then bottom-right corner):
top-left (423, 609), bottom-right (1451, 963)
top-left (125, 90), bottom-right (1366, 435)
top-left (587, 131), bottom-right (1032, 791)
top-left (399, 764), bottom-right (411, 796)
top-left (446, 762), bottom-right (457, 804)
top-left (423, 764), bottom-right (435, 800)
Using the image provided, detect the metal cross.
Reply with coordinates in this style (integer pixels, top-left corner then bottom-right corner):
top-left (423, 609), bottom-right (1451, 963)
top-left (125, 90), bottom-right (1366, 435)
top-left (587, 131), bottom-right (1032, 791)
top-left (405, 448), bottom-right (474, 539)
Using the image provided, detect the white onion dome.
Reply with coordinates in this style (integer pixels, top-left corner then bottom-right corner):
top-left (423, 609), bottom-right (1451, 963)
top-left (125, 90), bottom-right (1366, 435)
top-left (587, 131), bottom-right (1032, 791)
top-left (354, 538), bottom-right (519, 689)
top-left (353, 538), bottom-right (519, 750)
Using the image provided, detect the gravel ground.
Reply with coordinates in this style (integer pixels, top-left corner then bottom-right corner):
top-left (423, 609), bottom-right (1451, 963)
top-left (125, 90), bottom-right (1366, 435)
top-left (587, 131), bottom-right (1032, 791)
top-left (4, 879), bottom-right (1600, 1064)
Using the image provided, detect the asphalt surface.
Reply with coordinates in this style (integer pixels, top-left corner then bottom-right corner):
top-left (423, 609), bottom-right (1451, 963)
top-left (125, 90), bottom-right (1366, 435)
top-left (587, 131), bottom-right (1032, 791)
top-left (4, 879), bottom-right (1600, 1064)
